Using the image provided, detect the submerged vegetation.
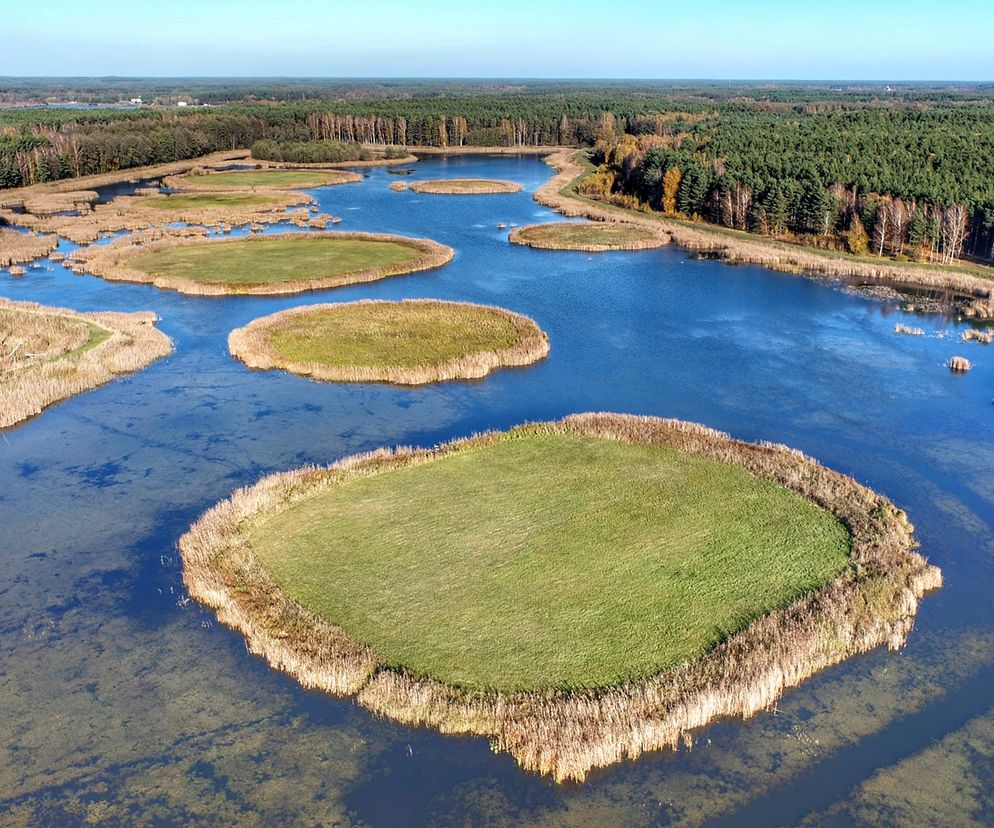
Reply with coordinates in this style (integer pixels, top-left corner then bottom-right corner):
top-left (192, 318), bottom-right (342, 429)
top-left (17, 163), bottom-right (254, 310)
top-left (69, 231), bottom-right (454, 296)
top-left (228, 299), bottom-right (550, 385)
top-left (179, 413), bottom-right (940, 782)
top-left (509, 221), bottom-right (666, 251)
top-left (408, 179), bottom-right (522, 195)
top-left (0, 297), bottom-right (172, 428)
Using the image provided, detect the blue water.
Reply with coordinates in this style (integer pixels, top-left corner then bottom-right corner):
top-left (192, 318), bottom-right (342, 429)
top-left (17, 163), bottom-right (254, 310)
top-left (1, 155), bottom-right (992, 826)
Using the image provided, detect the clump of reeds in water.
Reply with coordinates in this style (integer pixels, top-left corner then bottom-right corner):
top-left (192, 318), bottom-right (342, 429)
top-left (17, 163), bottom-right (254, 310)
top-left (0, 229), bottom-right (57, 267)
top-left (894, 323), bottom-right (925, 336)
top-left (8, 265), bottom-right (26, 277)
top-left (0, 297), bottom-right (172, 428)
top-left (962, 328), bottom-right (994, 345)
top-left (388, 181), bottom-right (408, 192)
top-left (948, 356), bottom-right (972, 372)
top-left (177, 412), bottom-right (941, 783)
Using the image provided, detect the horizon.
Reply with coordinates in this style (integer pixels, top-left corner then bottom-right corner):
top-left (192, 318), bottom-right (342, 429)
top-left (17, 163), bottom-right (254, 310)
top-left (5, 0), bottom-right (993, 80)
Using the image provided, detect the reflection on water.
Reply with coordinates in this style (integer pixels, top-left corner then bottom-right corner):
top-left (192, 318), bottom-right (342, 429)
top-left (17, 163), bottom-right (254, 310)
top-left (1, 155), bottom-right (992, 826)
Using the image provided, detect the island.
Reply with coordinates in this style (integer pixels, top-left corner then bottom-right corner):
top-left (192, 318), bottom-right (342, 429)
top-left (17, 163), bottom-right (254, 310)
top-left (228, 299), bottom-right (549, 384)
top-left (0, 297), bottom-right (172, 428)
top-left (509, 221), bottom-right (668, 251)
top-left (69, 231), bottom-right (454, 296)
top-left (409, 178), bottom-right (522, 195)
top-left (178, 413), bottom-right (941, 782)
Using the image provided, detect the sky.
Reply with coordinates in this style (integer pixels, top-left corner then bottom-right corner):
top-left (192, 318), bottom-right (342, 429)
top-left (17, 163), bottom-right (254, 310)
top-left (3, 0), bottom-right (993, 80)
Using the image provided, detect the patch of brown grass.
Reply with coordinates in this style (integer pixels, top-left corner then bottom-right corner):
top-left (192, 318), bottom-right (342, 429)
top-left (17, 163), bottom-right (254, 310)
top-left (894, 324), bottom-right (925, 337)
top-left (0, 297), bottom-right (172, 429)
top-left (0, 229), bottom-right (57, 267)
top-left (948, 356), bottom-right (972, 372)
top-left (178, 413), bottom-right (940, 783)
top-left (228, 299), bottom-right (549, 385)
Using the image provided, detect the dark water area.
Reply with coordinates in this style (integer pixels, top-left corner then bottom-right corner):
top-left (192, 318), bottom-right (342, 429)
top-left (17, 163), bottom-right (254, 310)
top-left (1, 155), bottom-right (993, 826)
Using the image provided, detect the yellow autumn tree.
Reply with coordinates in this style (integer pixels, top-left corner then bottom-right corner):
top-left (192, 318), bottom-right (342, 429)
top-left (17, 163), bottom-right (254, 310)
top-left (847, 215), bottom-right (869, 255)
top-left (662, 167), bottom-right (682, 214)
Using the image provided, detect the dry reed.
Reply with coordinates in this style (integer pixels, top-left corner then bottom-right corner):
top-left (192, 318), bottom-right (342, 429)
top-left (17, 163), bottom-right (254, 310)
top-left (177, 413), bottom-right (940, 783)
top-left (69, 230), bottom-right (455, 296)
top-left (0, 229), bottom-right (57, 266)
top-left (228, 299), bottom-right (550, 385)
top-left (20, 190), bottom-right (98, 216)
top-left (962, 328), bottom-right (993, 344)
top-left (948, 356), bottom-right (972, 372)
top-left (894, 324), bottom-right (925, 337)
top-left (409, 179), bottom-right (523, 195)
top-left (388, 181), bottom-right (408, 192)
top-left (536, 151), bottom-right (994, 320)
top-left (0, 297), bottom-right (172, 428)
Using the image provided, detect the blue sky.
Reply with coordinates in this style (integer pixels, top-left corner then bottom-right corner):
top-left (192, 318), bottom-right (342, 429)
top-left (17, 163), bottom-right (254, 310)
top-left (4, 0), bottom-right (993, 80)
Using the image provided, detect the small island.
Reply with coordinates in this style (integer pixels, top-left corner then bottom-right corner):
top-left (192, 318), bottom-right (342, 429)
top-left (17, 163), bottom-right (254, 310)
top-left (69, 231), bottom-right (454, 296)
top-left (509, 221), bottom-right (668, 251)
top-left (228, 299), bottom-right (549, 384)
top-left (0, 297), bottom-right (172, 428)
top-left (409, 178), bottom-right (522, 195)
top-left (179, 413), bottom-right (940, 782)
top-left (162, 169), bottom-right (361, 191)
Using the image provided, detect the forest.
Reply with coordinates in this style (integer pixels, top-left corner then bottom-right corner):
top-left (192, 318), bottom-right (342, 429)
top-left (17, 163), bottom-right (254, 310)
top-left (2, 81), bottom-right (994, 263)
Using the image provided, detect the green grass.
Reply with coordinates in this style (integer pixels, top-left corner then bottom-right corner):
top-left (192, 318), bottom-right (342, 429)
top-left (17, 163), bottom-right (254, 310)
top-left (143, 192), bottom-right (286, 210)
top-left (180, 170), bottom-right (353, 189)
top-left (127, 236), bottom-right (423, 287)
top-left (267, 303), bottom-right (521, 369)
top-left (246, 432), bottom-right (851, 691)
top-left (66, 321), bottom-right (112, 359)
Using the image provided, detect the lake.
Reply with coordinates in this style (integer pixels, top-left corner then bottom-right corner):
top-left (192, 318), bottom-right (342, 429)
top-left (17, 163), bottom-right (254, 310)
top-left (1, 154), bottom-right (992, 826)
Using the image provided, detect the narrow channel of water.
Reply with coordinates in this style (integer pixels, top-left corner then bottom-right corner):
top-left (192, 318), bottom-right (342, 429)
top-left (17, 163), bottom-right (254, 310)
top-left (1, 155), bottom-right (992, 825)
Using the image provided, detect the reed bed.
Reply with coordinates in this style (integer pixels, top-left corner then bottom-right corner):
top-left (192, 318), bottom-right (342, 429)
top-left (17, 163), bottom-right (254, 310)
top-left (537, 151), bottom-right (994, 319)
top-left (509, 221), bottom-right (667, 252)
top-left (409, 179), bottom-right (523, 195)
top-left (962, 328), bottom-right (993, 344)
top-left (894, 324), bottom-right (925, 337)
top-left (69, 230), bottom-right (454, 296)
top-left (0, 297), bottom-right (172, 428)
top-left (178, 413), bottom-right (940, 783)
top-left (948, 356), bottom-right (972, 372)
top-left (388, 181), bottom-right (408, 192)
top-left (161, 169), bottom-right (361, 192)
top-left (0, 229), bottom-right (57, 266)
top-left (22, 191), bottom-right (311, 245)
top-left (228, 299), bottom-right (550, 385)
top-left (20, 190), bottom-right (98, 216)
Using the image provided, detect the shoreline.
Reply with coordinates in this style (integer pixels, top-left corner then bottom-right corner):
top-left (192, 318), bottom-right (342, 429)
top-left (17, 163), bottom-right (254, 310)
top-left (178, 413), bottom-right (940, 782)
top-left (228, 299), bottom-right (550, 385)
top-left (0, 297), bottom-right (172, 429)
top-left (69, 230), bottom-right (455, 296)
top-left (536, 150), bottom-right (994, 318)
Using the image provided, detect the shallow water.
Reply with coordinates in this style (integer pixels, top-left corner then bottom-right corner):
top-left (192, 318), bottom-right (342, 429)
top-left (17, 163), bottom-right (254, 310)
top-left (1, 155), bottom-right (993, 826)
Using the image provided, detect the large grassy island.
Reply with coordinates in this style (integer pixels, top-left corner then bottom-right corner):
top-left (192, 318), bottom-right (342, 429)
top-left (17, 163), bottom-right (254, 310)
top-left (70, 231), bottom-right (454, 296)
top-left (0, 297), bottom-right (172, 428)
top-left (179, 413), bottom-right (940, 782)
top-left (509, 221), bottom-right (667, 251)
top-left (228, 299), bottom-right (549, 385)
top-left (409, 178), bottom-right (522, 195)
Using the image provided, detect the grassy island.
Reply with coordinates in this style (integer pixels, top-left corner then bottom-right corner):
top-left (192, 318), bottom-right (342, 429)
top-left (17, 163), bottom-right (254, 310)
top-left (229, 299), bottom-right (549, 384)
top-left (409, 178), bottom-right (522, 195)
top-left (163, 169), bottom-right (362, 191)
top-left (179, 413), bottom-right (940, 782)
top-left (69, 231), bottom-right (454, 296)
top-left (509, 221), bottom-right (667, 251)
top-left (0, 297), bottom-right (172, 428)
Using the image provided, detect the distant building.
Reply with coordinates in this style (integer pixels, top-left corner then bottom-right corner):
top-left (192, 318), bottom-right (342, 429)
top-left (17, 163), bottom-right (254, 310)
top-left (130, 97), bottom-right (143, 105)
top-left (177, 101), bottom-right (188, 107)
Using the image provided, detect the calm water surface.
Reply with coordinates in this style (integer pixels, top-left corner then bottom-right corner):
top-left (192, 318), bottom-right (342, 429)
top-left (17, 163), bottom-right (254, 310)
top-left (1, 155), bottom-right (993, 826)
